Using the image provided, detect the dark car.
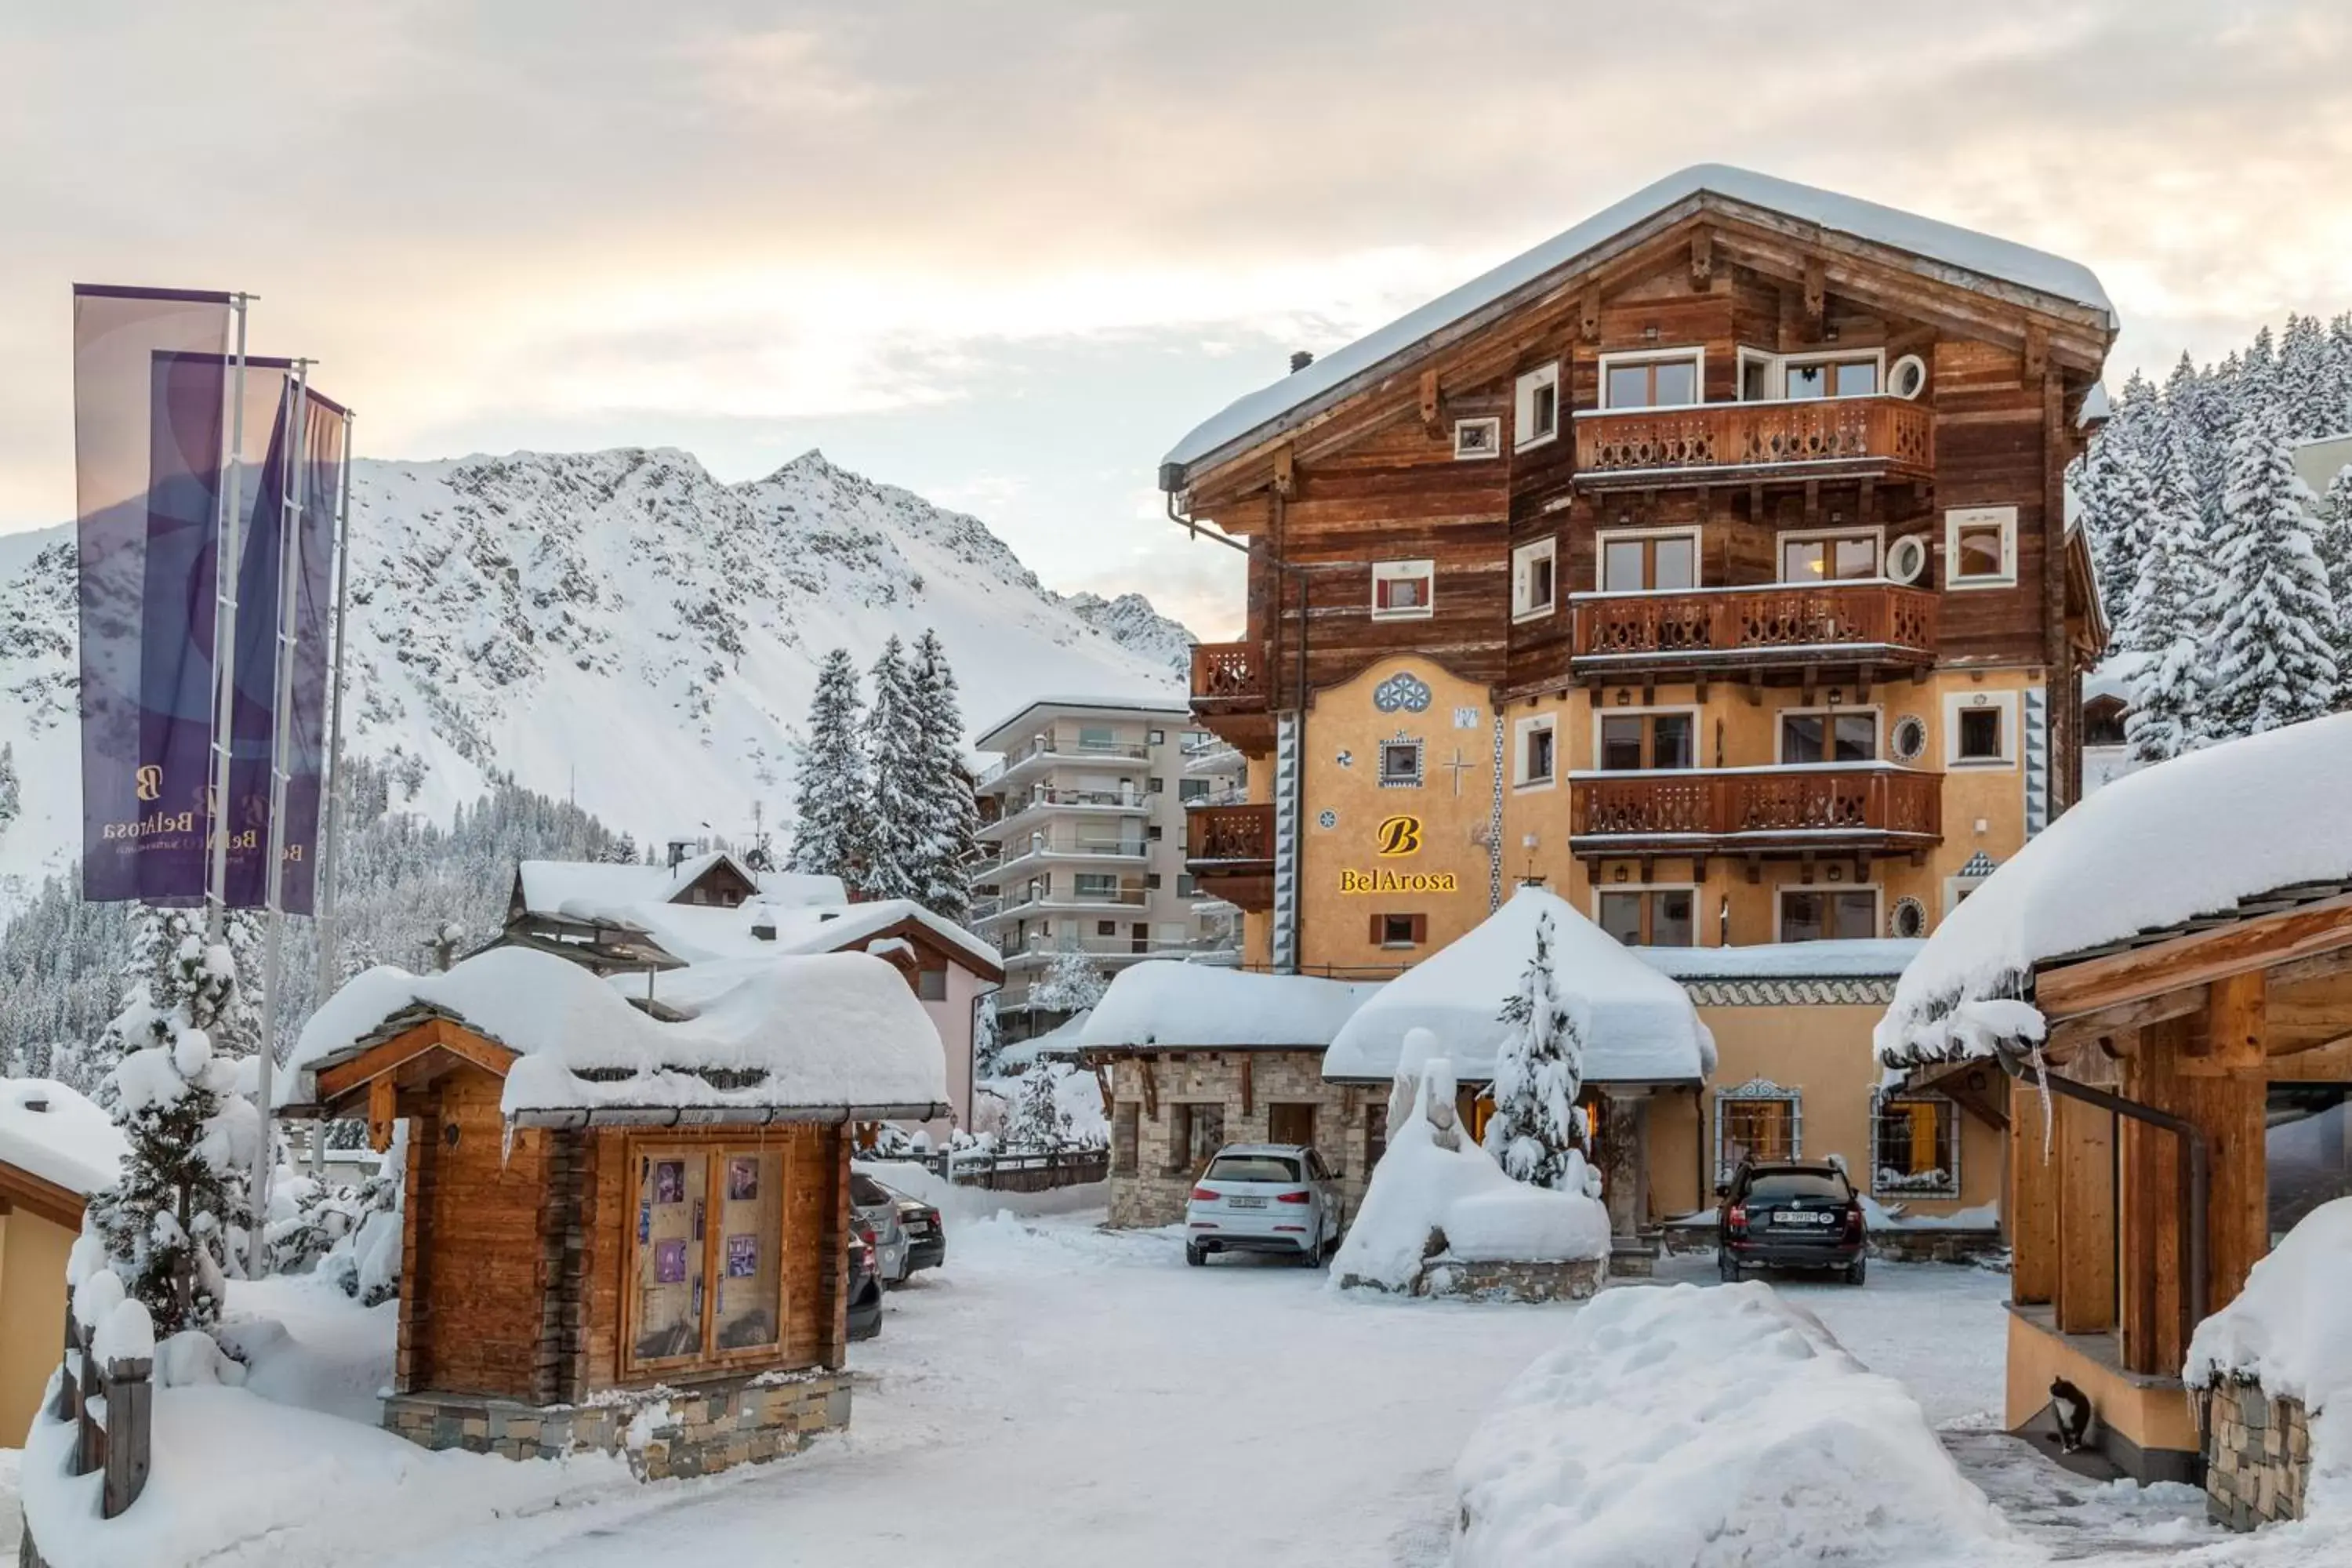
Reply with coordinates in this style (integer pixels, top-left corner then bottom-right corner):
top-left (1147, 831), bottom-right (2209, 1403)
top-left (847, 1227), bottom-right (884, 1341)
top-left (887, 1188), bottom-right (946, 1278)
top-left (1718, 1161), bottom-right (1867, 1284)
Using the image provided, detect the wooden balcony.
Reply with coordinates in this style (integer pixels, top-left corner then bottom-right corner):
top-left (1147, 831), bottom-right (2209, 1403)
top-left (1572, 396), bottom-right (1933, 490)
top-left (1569, 766), bottom-right (1942, 860)
top-left (1186, 802), bottom-right (1275, 912)
top-left (1189, 641), bottom-right (1275, 756)
top-left (1571, 582), bottom-right (1938, 683)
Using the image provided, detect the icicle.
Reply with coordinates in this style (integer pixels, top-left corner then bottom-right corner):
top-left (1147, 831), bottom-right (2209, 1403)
top-left (501, 1115), bottom-right (517, 1167)
top-left (2030, 1040), bottom-right (2056, 1163)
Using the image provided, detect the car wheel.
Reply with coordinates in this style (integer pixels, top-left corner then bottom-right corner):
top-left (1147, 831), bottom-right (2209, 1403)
top-left (1185, 1242), bottom-right (1206, 1267)
top-left (1718, 1250), bottom-right (1740, 1283)
top-left (1845, 1257), bottom-right (1867, 1287)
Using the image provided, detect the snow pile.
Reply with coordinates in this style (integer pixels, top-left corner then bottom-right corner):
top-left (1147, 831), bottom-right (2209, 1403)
top-left (1333, 1058), bottom-right (1607, 1293)
top-left (2187, 1198), bottom-right (2352, 1515)
top-left (1079, 962), bottom-right (1381, 1049)
top-left (0, 1079), bottom-right (126, 1194)
top-left (1878, 715), bottom-right (2352, 1067)
top-left (287, 946), bottom-right (947, 1117)
top-left (1452, 1283), bottom-right (2016, 1567)
top-left (1327, 887), bottom-right (1715, 1084)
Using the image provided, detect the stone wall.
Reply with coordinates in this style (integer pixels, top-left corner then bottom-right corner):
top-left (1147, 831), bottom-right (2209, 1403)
top-left (2201, 1380), bottom-right (2312, 1531)
top-left (1104, 1051), bottom-right (1370, 1228)
top-left (1416, 1255), bottom-right (1606, 1302)
top-left (382, 1366), bottom-right (851, 1481)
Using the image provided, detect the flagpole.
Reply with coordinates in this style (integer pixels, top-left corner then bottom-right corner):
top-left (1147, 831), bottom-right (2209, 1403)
top-left (309, 408), bottom-right (354, 1179)
top-left (251, 361), bottom-right (311, 1278)
top-left (204, 296), bottom-right (252, 946)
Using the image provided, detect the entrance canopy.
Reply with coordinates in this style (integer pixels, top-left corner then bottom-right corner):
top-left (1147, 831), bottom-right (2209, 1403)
top-left (1323, 887), bottom-right (1715, 1085)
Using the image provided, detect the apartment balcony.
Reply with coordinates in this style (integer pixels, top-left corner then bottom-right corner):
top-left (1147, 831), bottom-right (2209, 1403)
top-left (1568, 764), bottom-right (1943, 861)
top-left (978, 735), bottom-right (1153, 793)
top-left (1181, 731), bottom-right (1244, 779)
top-left (998, 941), bottom-right (1216, 976)
top-left (973, 834), bottom-right (1149, 887)
top-left (1185, 802), bottom-right (1275, 913)
top-left (977, 787), bottom-right (1153, 841)
top-left (974, 884), bottom-right (1152, 927)
top-left (1570, 582), bottom-right (1938, 684)
top-left (1189, 641), bottom-right (1276, 756)
top-left (1571, 396), bottom-right (1933, 491)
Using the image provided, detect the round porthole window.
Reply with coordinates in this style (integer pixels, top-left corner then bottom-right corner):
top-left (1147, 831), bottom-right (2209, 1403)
top-left (1889, 354), bottom-right (1928, 400)
top-left (1890, 897), bottom-right (1927, 939)
top-left (1891, 714), bottom-right (1928, 763)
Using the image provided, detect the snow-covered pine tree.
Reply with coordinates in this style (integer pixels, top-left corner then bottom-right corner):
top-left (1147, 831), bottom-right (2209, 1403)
top-left (2205, 394), bottom-right (2341, 739)
top-left (0, 741), bottom-right (18, 840)
top-left (971, 993), bottom-right (1004, 1078)
top-left (86, 910), bottom-right (263, 1333)
top-left (2321, 465), bottom-right (2352, 711)
top-left (2326, 314), bottom-right (2352, 437)
top-left (859, 637), bottom-right (927, 902)
top-left (2278, 314), bottom-right (2339, 442)
top-left (786, 648), bottom-right (869, 885)
top-left (1002, 1065), bottom-right (1076, 1153)
top-left (600, 831), bottom-right (639, 866)
top-left (1482, 912), bottom-right (1588, 1191)
top-left (909, 630), bottom-right (979, 924)
top-left (2078, 380), bottom-right (2159, 629)
top-left (2123, 418), bottom-right (2216, 762)
top-left (1029, 938), bottom-right (1108, 1016)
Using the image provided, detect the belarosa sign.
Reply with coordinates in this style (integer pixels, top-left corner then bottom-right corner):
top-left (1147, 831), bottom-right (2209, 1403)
top-left (1338, 868), bottom-right (1461, 894)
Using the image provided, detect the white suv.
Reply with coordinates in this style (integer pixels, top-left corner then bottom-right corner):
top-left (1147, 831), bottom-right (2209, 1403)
top-left (1183, 1144), bottom-right (1344, 1268)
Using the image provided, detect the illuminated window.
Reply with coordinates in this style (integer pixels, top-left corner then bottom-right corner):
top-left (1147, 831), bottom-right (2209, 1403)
top-left (1871, 1093), bottom-right (1960, 1199)
top-left (1716, 1078), bottom-right (1801, 1185)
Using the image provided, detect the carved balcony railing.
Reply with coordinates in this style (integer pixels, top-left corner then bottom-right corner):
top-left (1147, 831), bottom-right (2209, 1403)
top-left (1571, 582), bottom-right (1938, 679)
top-left (1573, 396), bottom-right (1933, 488)
top-left (1570, 766), bottom-right (1943, 855)
top-left (1191, 641), bottom-right (1269, 710)
top-left (1185, 802), bottom-right (1276, 911)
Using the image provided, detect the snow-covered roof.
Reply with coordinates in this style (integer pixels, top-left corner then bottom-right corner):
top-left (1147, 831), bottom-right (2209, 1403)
top-left (515, 855), bottom-right (841, 920)
top-left (1878, 715), bottom-right (2352, 1067)
top-left (1324, 887), bottom-right (1717, 1084)
top-left (0, 1079), bottom-right (126, 1197)
top-left (2076, 381), bottom-right (2112, 428)
top-left (972, 693), bottom-right (1193, 752)
top-left (1164, 163), bottom-right (2115, 474)
top-left (1077, 963), bottom-right (1381, 1051)
top-left (1635, 940), bottom-right (1922, 982)
top-left (285, 947), bottom-right (949, 1120)
top-left (2082, 651), bottom-right (2147, 707)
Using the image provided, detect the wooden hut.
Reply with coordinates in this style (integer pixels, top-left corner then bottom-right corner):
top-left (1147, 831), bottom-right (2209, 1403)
top-left (279, 946), bottom-right (947, 1479)
top-left (1877, 717), bottom-right (2352, 1497)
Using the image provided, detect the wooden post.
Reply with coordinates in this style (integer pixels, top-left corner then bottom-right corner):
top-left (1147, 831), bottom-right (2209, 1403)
top-left (368, 1074), bottom-right (397, 1153)
top-left (2194, 972), bottom-right (2270, 1317)
top-left (2008, 1087), bottom-right (2058, 1305)
top-left (2053, 1095), bottom-right (2117, 1334)
top-left (2121, 1017), bottom-right (2187, 1374)
top-left (1239, 1054), bottom-right (1254, 1119)
top-left (100, 1353), bottom-right (153, 1518)
top-left (73, 1322), bottom-right (103, 1478)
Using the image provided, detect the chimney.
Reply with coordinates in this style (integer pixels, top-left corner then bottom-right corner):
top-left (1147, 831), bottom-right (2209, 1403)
top-left (1289, 350), bottom-right (1314, 373)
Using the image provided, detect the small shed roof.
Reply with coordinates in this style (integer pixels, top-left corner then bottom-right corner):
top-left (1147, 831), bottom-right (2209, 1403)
top-left (0, 1080), bottom-right (126, 1217)
top-left (1323, 887), bottom-right (1716, 1085)
top-left (516, 857), bottom-right (845, 916)
top-left (1077, 963), bottom-right (1381, 1052)
top-left (284, 947), bottom-right (949, 1123)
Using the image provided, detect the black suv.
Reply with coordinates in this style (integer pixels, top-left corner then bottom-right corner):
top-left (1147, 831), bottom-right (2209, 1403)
top-left (1718, 1161), bottom-right (1867, 1284)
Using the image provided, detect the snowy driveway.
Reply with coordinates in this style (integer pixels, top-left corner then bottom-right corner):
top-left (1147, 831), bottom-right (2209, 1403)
top-left (387, 1214), bottom-right (2014, 1568)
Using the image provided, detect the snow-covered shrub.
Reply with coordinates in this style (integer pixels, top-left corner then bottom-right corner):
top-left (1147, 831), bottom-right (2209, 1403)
top-left (998, 1062), bottom-right (1109, 1153)
top-left (1029, 942), bottom-right (1108, 1015)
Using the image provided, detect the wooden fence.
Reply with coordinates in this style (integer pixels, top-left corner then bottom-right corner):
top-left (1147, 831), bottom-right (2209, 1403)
top-left (49, 1308), bottom-right (153, 1521)
top-left (920, 1148), bottom-right (1110, 1192)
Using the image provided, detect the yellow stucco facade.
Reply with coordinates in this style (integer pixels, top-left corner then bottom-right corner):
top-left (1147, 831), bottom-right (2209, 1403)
top-left (0, 1201), bottom-right (78, 1443)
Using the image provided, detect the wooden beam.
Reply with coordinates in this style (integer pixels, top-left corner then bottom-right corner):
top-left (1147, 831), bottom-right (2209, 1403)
top-left (1138, 1054), bottom-right (1159, 1120)
top-left (1580, 287), bottom-right (1602, 343)
top-left (1802, 257), bottom-right (1826, 330)
top-left (368, 1076), bottom-right (398, 1153)
top-left (2209, 971), bottom-right (2266, 1069)
top-left (2009, 1089), bottom-right (2058, 1306)
top-left (1240, 1054), bottom-right (1254, 1119)
top-left (1690, 228), bottom-right (1714, 290)
top-left (2024, 324), bottom-right (2050, 383)
top-left (1418, 368), bottom-right (1441, 435)
top-left (315, 1016), bottom-right (521, 1106)
top-left (2053, 1094), bottom-right (2116, 1334)
top-left (2043, 986), bottom-right (2206, 1060)
top-left (2033, 894), bottom-right (2352, 1022)
top-left (1270, 444), bottom-right (1295, 498)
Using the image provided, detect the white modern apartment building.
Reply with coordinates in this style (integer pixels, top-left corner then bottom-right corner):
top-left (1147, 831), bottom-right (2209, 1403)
top-left (973, 696), bottom-right (1245, 1042)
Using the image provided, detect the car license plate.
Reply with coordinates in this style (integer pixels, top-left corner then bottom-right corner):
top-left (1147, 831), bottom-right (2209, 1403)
top-left (1228, 1196), bottom-right (1267, 1209)
top-left (1775, 1211), bottom-right (1825, 1226)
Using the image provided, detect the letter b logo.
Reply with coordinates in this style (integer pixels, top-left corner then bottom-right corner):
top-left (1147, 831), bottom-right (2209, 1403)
top-left (134, 765), bottom-right (162, 803)
top-left (1375, 815), bottom-right (1421, 857)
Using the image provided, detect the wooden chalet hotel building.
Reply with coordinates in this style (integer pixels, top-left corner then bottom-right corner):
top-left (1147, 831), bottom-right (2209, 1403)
top-left (1167, 166), bottom-right (2112, 1226)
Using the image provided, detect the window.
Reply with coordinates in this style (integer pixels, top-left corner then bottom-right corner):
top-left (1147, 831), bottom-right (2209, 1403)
top-left (1372, 560), bottom-right (1435, 619)
top-left (1112, 1103), bottom-right (1140, 1175)
top-left (1178, 873), bottom-right (1198, 897)
top-left (1454, 416), bottom-right (1502, 459)
top-left (1778, 888), bottom-right (1879, 942)
top-left (1740, 348), bottom-right (1886, 401)
top-left (1715, 1078), bottom-right (1802, 1185)
top-left (1075, 872), bottom-right (1118, 900)
top-left (1144, 872), bottom-right (1161, 890)
top-left (628, 1145), bottom-right (784, 1368)
top-left (1890, 714), bottom-right (1929, 763)
top-left (1944, 506), bottom-right (2018, 587)
top-left (1366, 1102), bottom-right (1388, 1171)
top-left (916, 966), bottom-right (948, 1001)
top-left (1178, 778), bottom-right (1210, 802)
top-left (1095, 919), bottom-right (1117, 937)
top-left (1514, 363), bottom-right (1561, 451)
top-left (1596, 529), bottom-right (1699, 592)
top-left (1144, 775), bottom-right (1163, 794)
top-left (1077, 724), bottom-right (1116, 752)
top-left (1871, 1093), bottom-right (1960, 1199)
top-left (1779, 710), bottom-right (1878, 764)
top-left (1147, 825), bottom-right (1163, 841)
top-left (1944, 691), bottom-right (2020, 768)
top-left (1379, 739), bottom-right (1424, 788)
top-left (1372, 912), bottom-right (1427, 948)
top-left (2084, 696), bottom-right (2129, 748)
top-left (1596, 887), bottom-right (1695, 947)
top-left (2267, 1086), bottom-right (2352, 1245)
top-left (1169, 1103), bottom-right (1226, 1174)
top-left (1958, 709), bottom-right (2002, 760)
top-left (1599, 349), bottom-right (1702, 410)
top-left (1268, 1102), bottom-right (1317, 1148)
top-left (1598, 712), bottom-right (1696, 771)
top-left (1147, 728), bottom-right (1165, 746)
top-left (1207, 1151), bottom-right (1301, 1183)
top-left (1779, 531), bottom-right (1880, 583)
top-left (1512, 537), bottom-right (1559, 620)
top-left (1515, 717), bottom-right (1557, 788)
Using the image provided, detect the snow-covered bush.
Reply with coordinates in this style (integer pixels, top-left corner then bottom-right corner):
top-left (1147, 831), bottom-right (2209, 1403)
top-left (1029, 942), bottom-right (1108, 1015)
top-left (1481, 911), bottom-right (1592, 1190)
top-left (266, 1129), bottom-right (407, 1305)
top-left (996, 1062), bottom-right (1109, 1153)
top-left (1453, 1283), bottom-right (2013, 1566)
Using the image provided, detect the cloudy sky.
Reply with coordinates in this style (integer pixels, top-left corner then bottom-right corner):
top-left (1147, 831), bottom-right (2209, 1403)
top-left (4, 2), bottom-right (2349, 637)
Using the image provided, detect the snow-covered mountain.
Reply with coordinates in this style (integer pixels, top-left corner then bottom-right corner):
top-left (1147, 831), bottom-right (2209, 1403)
top-left (0, 448), bottom-right (1191, 916)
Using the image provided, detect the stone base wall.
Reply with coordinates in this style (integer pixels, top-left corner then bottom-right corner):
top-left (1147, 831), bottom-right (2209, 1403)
top-left (1421, 1256), bottom-right (1606, 1302)
top-left (1657, 1221), bottom-right (2002, 1265)
top-left (1104, 1051), bottom-right (1370, 1228)
top-left (383, 1366), bottom-right (851, 1481)
top-left (2201, 1380), bottom-right (2311, 1531)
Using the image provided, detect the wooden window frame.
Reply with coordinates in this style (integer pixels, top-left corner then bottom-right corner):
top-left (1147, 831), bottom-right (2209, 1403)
top-left (1512, 535), bottom-right (1559, 621)
top-left (1715, 1077), bottom-right (1802, 1186)
top-left (1514, 363), bottom-right (1561, 452)
top-left (1594, 346), bottom-right (1707, 412)
top-left (1370, 912), bottom-right (1428, 949)
top-left (1454, 416), bottom-right (1502, 460)
top-left (1513, 713), bottom-right (1558, 791)
top-left (1370, 559), bottom-right (1436, 621)
top-left (620, 1135), bottom-right (793, 1381)
top-left (1943, 689), bottom-right (2021, 769)
top-left (1868, 1091), bottom-right (1962, 1200)
top-left (1773, 524), bottom-right (1886, 585)
top-left (1944, 505), bottom-right (2019, 590)
top-left (1776, 347), bottom-right (1889, 401)
top-left (1774, 704), bottom-right (1882, 766)
top-left (1593, 884), bottom-right (1698, 948)
top-left (1592, 525), bottom-right (1703, 593)
top-left (1590, 706), bottom-right (1702, 772)
top-left (1773, 884), bottom-right (1883, 944)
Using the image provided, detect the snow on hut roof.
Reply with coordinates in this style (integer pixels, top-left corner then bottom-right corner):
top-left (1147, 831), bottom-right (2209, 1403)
top-left (1877, 715), bottom-right (2352, 1069)
top-left (1324, 887), bottom-right (1716, 1084)
top-left (1164, 163), bottom-right (2115, 474)
top-left (1635, 939), bottom-right (1923, 982)
top-left (284, 946), bottom-right (948, 1119)
top-left (621, 897), bottom-right (1001, 977)
top-left (0, 1079), bottom-right (126, 1196)
top-left (1077, 962), bottom-right (1381, 1051)
top-left (515, 857), bottom-right (845, 918)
